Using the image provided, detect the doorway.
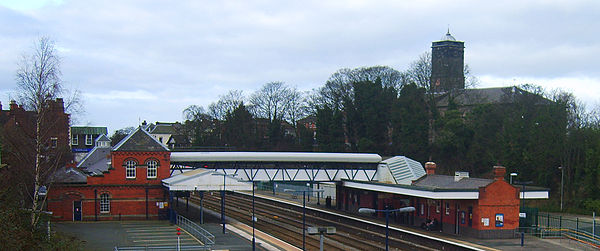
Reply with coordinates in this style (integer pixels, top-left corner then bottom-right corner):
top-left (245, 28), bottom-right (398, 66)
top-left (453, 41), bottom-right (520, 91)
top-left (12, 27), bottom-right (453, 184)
top-left (73, 200), bottom-right (82, 221)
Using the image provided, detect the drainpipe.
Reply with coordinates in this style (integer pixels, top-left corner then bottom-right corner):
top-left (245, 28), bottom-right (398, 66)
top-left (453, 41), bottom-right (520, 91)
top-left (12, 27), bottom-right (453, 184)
top-left (145, 186), bottom-right (149, 220)
top-left (94, 189), bottom-right (98, 221)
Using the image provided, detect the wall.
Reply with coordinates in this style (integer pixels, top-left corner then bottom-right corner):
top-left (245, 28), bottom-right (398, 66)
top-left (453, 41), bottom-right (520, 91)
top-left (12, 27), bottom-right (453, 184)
top-left (475, 180), bottom-right (520, 238)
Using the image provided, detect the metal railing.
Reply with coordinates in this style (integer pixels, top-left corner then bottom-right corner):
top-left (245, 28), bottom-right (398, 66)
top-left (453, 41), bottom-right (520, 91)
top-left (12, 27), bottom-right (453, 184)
top-left (176, 214), bottom-right (215, 246)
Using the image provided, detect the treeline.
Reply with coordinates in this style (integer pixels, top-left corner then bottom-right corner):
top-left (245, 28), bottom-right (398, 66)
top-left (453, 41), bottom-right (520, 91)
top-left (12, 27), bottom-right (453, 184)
top-left (173, 60), bottom-right (599, 213)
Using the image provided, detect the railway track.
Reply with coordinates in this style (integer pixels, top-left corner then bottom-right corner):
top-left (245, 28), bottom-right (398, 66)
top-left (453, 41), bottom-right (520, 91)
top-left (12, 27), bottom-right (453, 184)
top-left (188, 192), bottom-right (481, 251)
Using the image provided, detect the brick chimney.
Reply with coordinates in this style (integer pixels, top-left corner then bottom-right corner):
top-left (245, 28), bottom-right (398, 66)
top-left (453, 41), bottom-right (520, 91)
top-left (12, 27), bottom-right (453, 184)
top-left (425, 162), bottom-right (436, 175)
top-left (9, 100), bottom-right (18, 110)
top-left (493, 166), bottom-right (506, 181)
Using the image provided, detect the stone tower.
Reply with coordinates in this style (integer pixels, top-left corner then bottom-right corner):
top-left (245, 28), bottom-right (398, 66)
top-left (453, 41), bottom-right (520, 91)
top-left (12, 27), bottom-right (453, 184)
top-left (430, 30), bottom-right (465, 93)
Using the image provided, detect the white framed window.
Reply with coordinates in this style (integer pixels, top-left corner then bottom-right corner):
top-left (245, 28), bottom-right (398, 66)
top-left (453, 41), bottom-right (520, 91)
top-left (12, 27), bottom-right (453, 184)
top-left (85, 134), bottom-right (93, 145)
top-left (50, 137), bottom-right (58, 148)
top-left (125, 159), bottom-right (137, 179)
top-left (72, 134), bottom-right (78, 145)
top-left (100, 193), bottom-right (110, 213)
top-left (146, 159), bottom-right (158, 179)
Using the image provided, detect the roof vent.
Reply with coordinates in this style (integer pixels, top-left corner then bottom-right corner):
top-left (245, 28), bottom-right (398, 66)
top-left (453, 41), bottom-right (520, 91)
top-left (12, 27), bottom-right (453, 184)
top-left (454, 171), bottom-right (469, 182)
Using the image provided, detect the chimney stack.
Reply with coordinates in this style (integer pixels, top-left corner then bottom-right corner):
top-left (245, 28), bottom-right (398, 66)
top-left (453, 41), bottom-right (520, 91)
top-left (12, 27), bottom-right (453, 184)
top-left (493, 166), bottom-right (506, 181)
top-left (425, 162), bottom-right (436, 175)
top-left (9, 100), bottom-right (17, 110)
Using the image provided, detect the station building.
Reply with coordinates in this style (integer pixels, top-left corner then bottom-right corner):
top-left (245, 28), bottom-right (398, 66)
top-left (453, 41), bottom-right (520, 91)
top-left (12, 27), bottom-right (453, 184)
top-left (337, 162), bottom-right (549, 238)
top-left (48, 127), bottom-right (171, 221)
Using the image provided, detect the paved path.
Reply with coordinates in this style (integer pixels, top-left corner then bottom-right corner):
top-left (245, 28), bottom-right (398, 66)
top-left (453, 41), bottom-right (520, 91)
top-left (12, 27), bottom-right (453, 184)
top-left (54, 221), bottom-right (202, 250)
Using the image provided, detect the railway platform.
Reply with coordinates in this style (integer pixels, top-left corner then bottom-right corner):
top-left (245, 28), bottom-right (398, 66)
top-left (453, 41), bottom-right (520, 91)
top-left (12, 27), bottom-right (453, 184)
top-left (249, 189), bottom-right (595, 251)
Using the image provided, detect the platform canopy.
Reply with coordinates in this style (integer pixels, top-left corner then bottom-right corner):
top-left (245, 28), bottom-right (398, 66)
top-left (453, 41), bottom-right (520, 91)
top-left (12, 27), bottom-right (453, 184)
top-left (162, 169), bottom-right (252, 191)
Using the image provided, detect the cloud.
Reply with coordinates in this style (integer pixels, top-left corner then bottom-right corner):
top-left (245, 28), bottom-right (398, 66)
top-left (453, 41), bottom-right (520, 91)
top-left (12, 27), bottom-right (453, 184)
top-left (1, 0), bottom-right (599, 131)
top-left (83, 90), bottom-right (157, 101)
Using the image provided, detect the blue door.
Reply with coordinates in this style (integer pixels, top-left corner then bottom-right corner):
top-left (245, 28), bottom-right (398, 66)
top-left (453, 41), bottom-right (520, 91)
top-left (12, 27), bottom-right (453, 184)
top-left (73, 201), bottom-right (82, 221)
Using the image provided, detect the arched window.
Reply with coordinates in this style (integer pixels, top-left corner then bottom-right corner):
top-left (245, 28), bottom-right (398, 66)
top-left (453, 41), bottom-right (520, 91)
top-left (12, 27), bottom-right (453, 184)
top-left (125, 159), bottom-right (137, 178)
top-left (100, 193), bottom-right (110, 213)
top-left (146, 159), bottom-right (159, 179)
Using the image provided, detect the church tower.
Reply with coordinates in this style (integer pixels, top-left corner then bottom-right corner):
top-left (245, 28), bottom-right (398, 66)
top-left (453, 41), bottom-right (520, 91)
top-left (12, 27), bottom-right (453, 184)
top-left (430, 30), bottom-right (465, 92)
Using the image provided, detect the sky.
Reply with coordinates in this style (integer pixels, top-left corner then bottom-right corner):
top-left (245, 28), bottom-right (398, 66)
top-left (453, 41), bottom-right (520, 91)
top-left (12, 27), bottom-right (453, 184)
top-left (1, 0), bottom-right (599, 134)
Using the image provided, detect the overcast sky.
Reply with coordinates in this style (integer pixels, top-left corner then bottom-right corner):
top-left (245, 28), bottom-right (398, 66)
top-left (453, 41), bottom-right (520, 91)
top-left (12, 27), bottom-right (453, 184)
top-left (1, 0), bottom-right (599, 133)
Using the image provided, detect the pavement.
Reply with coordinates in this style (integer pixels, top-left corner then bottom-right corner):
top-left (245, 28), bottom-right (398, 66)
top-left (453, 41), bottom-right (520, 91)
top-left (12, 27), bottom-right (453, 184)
top-left (54, 221), bottom-right (203, 250)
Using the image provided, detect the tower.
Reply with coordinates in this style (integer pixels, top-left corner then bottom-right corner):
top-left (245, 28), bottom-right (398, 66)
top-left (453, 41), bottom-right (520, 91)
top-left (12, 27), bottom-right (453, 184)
top-left (430, 30), bottom-right (465, 92)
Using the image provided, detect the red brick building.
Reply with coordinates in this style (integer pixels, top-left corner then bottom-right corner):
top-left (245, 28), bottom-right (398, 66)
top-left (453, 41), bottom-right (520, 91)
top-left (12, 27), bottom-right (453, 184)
top-left (338, 163), bottom-right (548, 238)
top-left (0, 99), bottom-right (71, 164)
top-left (48, 127), bottom-right (171, 221)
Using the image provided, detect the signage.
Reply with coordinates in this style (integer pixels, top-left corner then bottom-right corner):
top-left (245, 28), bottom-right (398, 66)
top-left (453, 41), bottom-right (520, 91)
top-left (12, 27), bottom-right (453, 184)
top-left (495, 214), bottom-right (504, 227)
top-left (481, 218), bottom-right (489, 226)
top-left (519, 212), bottom-right (526, 218)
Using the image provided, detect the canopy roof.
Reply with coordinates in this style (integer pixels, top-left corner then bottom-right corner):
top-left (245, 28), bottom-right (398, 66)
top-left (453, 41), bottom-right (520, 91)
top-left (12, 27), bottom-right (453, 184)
top-left (171, 152), bottom-right (382, 163)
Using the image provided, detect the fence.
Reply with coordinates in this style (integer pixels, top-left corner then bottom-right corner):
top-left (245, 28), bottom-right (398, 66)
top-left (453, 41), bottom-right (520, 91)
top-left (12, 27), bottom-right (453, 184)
top-left (518, 210), bottom-right (600, 248)
top-left (176, 214), bottom-right (215, 246)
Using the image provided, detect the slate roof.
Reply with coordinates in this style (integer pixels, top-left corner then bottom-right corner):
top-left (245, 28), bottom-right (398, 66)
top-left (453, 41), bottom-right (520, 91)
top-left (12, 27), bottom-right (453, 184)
top-left (436, 86), bottom-right (551, 108)
top-left (76, 147), bottom-right (111, 176)
top-left (149, 123), bottom-right (177, 134)
top-left (113, 127), bottom-right (169, 152)
top-left (167, 135), bottom-right (190, 144)
top-left (96, 134), bottom-right (110, 142)
top-left (412, 174), bottom-right (493, 190)
top-left (50, 166), bottom-right (88, 183)
top-left (71, 126), bottom-right (108, 135)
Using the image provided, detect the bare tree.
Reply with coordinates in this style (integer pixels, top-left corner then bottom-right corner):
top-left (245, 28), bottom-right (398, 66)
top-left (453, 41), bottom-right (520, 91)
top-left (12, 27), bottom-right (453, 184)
top-left (11, 37), bottom-right (74, 228)
top-left (316, 66), bottom-right (405, 110)
top-left (249, 81), bottom-right (295, 122)
top-left (208, 90), bottom-right (245, 120)
top-left (183, 105), bottom-right (208, 121)
top-left (406, 52), bottom-right (432, 90)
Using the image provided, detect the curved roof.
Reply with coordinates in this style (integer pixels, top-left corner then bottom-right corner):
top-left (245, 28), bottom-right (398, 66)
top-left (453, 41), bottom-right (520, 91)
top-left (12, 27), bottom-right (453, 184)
top-left (441, 31), bottom-right (456, 41)
top-left (171, 152), bottom-right (382, 163)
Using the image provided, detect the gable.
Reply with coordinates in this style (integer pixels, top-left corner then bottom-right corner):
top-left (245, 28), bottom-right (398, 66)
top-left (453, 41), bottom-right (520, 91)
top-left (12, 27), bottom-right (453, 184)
top-left (478, 180), bottom-right (519, 206)
top-left (113, 127), bottom-right (169, 152)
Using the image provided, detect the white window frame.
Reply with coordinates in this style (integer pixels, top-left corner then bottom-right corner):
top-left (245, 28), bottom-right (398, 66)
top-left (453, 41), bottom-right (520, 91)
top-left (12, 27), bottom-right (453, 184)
top-left (146, 159), bottom-right (158, 179)
top-left (125, 160), bottom-right (136, 179)
top-left (85, 134), bottom-right (93, 145)
top-left (72, 134), bottom-right (78, 145)
top-left (50, 137), bottom-right (58, 148)
top-left (100, 193), bottom-right (110, 213)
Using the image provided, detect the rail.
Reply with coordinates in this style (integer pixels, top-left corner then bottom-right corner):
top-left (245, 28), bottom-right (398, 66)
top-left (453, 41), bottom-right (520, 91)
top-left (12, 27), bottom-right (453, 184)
top-left (176, 214), bottom-right (215, 246)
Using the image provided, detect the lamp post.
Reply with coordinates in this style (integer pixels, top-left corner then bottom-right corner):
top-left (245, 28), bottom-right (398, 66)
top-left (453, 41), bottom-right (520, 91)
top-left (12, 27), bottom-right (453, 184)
top-left (510, 173), bottom-right (518, 185)
top-left (284, 188), bottom-right (323, 251)
top-left (558, 166), bottom-right (564, 211)
top-left (212, 172), bottom-right (237, 234)
top-left (359, 206), bottom-right (416, 251)
top-left (252, 179), bottom-right (256, 251)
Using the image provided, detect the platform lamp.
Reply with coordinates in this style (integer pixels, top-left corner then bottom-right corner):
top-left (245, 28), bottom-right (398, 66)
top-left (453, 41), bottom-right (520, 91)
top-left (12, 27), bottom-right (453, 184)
top-left (284, 188), bottom-right (323, 251)
top-left (558, 166), bottom-right (564, 211)
top-left (359, 207), bottom-right (416, 251)
top-left (211, 172), bottom-right (237, 234)
top-left (510, 173), bottom-right (518, 184)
